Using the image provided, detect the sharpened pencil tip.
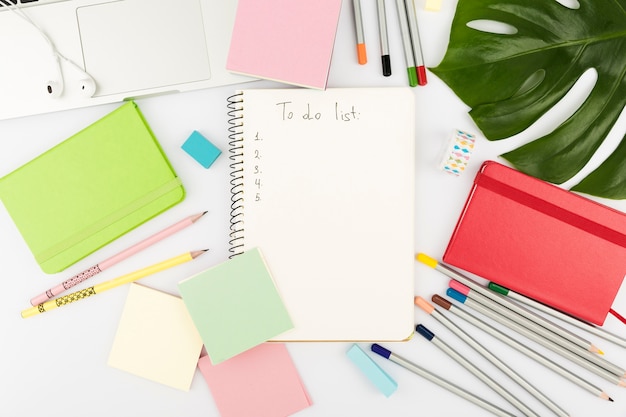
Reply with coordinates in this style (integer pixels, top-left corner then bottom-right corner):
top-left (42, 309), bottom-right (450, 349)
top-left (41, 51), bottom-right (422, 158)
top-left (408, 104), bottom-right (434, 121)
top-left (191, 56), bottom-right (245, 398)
top-left (609, 397), bottom-right (614, 402)
top-left (191, 211), bottom-right (209, 223)
top-left (190, 249), bottom-right (210, 259)
top-left (590, 344), bottom-right (604, 355)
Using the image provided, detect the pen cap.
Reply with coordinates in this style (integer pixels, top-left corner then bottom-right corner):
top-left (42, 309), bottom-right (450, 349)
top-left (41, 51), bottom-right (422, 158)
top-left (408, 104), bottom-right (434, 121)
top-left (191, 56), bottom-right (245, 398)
top-left (414, 296), bottom-right (434, 314)
top-left (449, 279), bottom-right (470, 295)
top-left (446, 288), bottom-right (467, 303)
top-left (488, 282), bottom-right (510, 295)
top-left (415, 324), bottom-right (434, 340)
top-left (371, 343), bottom-right (392, 359)
top-left (431, 294), bottom-right (452, 310)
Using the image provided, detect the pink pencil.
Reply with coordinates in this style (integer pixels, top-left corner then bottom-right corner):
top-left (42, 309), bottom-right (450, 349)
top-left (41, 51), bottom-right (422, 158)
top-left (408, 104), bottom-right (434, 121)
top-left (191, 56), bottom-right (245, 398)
top-left (30, 211), bottom-right (207, 305)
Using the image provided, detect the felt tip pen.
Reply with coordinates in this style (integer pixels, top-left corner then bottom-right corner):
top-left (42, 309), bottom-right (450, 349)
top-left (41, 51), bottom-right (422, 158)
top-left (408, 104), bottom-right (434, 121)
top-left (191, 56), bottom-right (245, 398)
top-left (376, 0), bottom-right (392, 76)
top-left (431, 294), bottom-right (614, 402)
top-left (488, 281), bottom-right (626, 349)
top-left (449, 280), bottom-right (624, 379)
top-left (404, 0), bottom-right (427, 85)
top-left (415, 297), bottom-right (571, 417)
top-left (446, 288), bottom-right (626, 387)
top-left (371, 344), bottom-right (517, 417)
top-left (416, 253), bottom-right (603, 355)
top-left (353, 0), bottom-right (367, 64)
top-left (416, 324), bottom-right (541, 417)
top-left (394, 0), bottom-right (417, 86)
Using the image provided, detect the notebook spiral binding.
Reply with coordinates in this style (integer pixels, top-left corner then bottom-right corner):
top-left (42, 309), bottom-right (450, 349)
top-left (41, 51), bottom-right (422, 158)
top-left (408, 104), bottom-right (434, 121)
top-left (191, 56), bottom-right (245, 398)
top-left (227, 92), bottom-right (245, 258)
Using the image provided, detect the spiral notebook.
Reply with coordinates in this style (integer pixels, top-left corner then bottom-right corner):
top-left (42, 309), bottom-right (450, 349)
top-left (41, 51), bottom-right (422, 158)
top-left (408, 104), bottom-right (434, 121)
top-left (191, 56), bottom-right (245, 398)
top-left (228, 87), bottom-right (416, 341)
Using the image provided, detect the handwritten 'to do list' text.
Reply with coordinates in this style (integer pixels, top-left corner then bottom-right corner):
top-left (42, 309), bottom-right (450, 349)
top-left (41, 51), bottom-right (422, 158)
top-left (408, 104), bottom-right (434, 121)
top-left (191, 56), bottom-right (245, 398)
top-left (275, 101), bottom-right (360, 122)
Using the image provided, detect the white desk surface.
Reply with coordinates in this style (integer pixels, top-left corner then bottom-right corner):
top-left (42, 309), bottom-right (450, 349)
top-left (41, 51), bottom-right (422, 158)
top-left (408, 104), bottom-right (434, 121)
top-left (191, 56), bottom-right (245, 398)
top-left (2, 1), bottom-right (626, 416)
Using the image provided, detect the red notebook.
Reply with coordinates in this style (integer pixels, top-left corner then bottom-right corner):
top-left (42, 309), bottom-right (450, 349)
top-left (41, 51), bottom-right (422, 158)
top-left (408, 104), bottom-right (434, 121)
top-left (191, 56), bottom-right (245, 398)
top-left (443, 161), bottom-right (626, 326)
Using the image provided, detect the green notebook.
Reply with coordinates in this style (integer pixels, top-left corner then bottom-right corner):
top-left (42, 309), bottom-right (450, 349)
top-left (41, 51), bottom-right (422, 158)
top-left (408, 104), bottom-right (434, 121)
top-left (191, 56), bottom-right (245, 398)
top-left (0, 101), bottom-right (185, 273)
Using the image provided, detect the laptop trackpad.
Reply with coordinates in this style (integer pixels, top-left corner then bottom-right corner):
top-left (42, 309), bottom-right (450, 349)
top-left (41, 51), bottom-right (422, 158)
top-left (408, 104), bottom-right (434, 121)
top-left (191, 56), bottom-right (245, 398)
top-left (77, 0), bottom-right (211, 97)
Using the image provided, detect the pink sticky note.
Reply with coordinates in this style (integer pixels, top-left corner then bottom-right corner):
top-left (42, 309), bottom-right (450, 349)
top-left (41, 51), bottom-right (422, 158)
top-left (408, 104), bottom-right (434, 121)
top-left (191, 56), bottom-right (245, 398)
top-left (227, 0), bottom-right (342, 89)
top-left (198, 343), bottom-right (312, 417)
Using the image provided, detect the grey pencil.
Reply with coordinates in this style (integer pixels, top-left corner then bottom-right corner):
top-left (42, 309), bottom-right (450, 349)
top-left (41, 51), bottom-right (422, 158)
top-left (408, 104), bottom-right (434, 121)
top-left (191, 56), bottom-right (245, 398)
top-left (416, 324), bottom-right (542, 417)
top-left (416, 253), bottom-right (602, 355)
top-left (431, 294), bottom-right (613, 401)
top-left (447, 288), bottom-right (626, 387)
top-left (371, 344), bottom-right (518, 417)
top-left (451, 279), bottom-right (626, 379)
top-left (415, 297), bottom-right (570, 417)
top-left (376, 0), bottom-right (392, 76)
top-left (489, 281), bottom-right (626, 350)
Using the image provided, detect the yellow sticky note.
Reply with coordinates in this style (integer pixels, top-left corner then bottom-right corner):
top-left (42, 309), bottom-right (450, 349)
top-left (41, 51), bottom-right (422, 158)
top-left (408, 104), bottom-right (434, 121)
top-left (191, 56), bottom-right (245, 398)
top-left (108, 284), bottom-right (203, 391)
top-left (425, 0), bottom-right (442, 11)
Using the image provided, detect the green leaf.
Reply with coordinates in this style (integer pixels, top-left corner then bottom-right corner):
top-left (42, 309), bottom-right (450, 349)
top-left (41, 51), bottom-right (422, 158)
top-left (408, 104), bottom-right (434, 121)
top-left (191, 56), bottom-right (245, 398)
top-left (431, 0), bottom-right (626, 198)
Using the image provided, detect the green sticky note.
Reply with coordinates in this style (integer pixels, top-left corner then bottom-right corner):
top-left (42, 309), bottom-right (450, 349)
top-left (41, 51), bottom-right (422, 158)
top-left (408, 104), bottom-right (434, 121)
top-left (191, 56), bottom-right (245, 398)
top-left (178, 248), bottom-right (293, 364)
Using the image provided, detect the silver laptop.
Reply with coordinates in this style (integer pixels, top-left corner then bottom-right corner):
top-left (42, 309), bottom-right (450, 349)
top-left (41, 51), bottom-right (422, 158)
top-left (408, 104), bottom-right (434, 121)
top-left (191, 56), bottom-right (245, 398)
top-left (0, 0), bottom-right (252, 120)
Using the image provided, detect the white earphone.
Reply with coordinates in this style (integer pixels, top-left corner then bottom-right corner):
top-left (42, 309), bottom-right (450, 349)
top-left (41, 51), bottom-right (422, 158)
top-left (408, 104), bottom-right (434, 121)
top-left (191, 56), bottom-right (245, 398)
top-left (2, 0), bottom-right (97, 98)
top-left (47, 52), bottom-right (97, 98)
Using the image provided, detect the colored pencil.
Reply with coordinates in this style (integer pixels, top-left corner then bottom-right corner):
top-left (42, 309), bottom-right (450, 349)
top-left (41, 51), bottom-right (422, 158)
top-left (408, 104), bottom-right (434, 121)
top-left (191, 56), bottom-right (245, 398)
top-left (376, 0), bottom-right (392, 76)
top-left (488, 281), bottom-right (626, 349)
top-left (416, 323), bottom-right (541, 417)
top-left (431, 294), bottom-right (614, 401)
top-left (22, 250), bottom-right (208, 318)
top-left (415, 253), bottom-right (603, 355)
top-left (394, 0), bottom-right (418, 86)
top-left (451, 280), bottom-right (626, 379)
top-left (353, 0), bottom-right (367, 64)
top-left (416, 297), bottom-right (571, 417)
top-left (371, 344), bottom-right (517, 417)
top-left (30, 211), bottom-right (207, 305)
top-left (447, 288), bottom-right (626, 387)
top-left (403, 0), bottom-right (427, 85)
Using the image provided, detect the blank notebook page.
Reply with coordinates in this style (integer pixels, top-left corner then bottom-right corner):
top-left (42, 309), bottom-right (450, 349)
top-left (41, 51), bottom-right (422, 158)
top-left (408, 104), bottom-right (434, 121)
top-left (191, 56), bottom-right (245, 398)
top-left (229, 87), bottom-right (416, 341)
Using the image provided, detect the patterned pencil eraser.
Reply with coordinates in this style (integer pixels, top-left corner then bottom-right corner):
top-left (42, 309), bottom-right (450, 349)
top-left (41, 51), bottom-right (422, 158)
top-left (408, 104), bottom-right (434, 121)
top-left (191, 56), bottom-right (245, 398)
top-left (425, 0), bottom-right (442, 11)
top-left (439, 129), bottom-right (476, 176)
top-left (346, 344), bottom-right (397, 397)
top-left (182, 130), bottom-right (222, 169)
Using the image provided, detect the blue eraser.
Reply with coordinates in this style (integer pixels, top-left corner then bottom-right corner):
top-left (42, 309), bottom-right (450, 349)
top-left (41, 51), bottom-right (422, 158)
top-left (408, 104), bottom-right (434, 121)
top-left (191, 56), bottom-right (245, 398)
top-left (346, 344), bottom-right (397, 397)
top-left (181, 130), bottom-right (222, 169)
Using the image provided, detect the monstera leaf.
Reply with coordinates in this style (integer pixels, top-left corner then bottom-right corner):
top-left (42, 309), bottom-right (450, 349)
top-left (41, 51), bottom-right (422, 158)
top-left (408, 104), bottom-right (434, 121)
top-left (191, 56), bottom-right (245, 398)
top-left (431, 0), bottom-right (626, 199)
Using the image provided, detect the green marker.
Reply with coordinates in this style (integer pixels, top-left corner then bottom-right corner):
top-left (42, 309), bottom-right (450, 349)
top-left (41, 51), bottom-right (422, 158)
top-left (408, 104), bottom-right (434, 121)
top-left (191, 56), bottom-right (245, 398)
top-left (488, 281), bottom-right (510, 296)
top-left (395, 0), bottom-right (417, 87)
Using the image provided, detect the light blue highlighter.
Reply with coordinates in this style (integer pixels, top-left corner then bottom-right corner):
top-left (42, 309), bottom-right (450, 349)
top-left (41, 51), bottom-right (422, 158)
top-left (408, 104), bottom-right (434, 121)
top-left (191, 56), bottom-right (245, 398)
top-left (181, 130), bottom-right (222, 169)
top-left (346, 344), bottom-right (397, 397)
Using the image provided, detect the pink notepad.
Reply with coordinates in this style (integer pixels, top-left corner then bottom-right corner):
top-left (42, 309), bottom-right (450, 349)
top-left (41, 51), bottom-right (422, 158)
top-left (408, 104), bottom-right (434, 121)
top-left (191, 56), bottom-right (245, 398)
top-left (198, 343), bottom-right (312, 417)
top-left (226, 0), bottom-right (342, 89)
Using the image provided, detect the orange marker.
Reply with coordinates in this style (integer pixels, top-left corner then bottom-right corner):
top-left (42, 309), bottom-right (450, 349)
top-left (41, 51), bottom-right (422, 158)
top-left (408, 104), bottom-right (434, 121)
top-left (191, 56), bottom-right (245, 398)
top-left (353, 0), bottom-right (367, 64)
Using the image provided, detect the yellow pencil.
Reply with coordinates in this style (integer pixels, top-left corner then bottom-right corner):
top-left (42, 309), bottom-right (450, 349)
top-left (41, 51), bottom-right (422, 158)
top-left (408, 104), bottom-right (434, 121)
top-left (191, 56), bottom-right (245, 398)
top-left (22, 249), bottom-right (208, 318)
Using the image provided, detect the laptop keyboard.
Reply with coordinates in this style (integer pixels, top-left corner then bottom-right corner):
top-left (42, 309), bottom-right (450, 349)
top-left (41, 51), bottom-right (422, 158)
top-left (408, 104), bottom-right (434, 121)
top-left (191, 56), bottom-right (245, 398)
top-left (0, 0), bottom-right (41, 5)
top-left (0, 0), bottom-right (40, 4)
